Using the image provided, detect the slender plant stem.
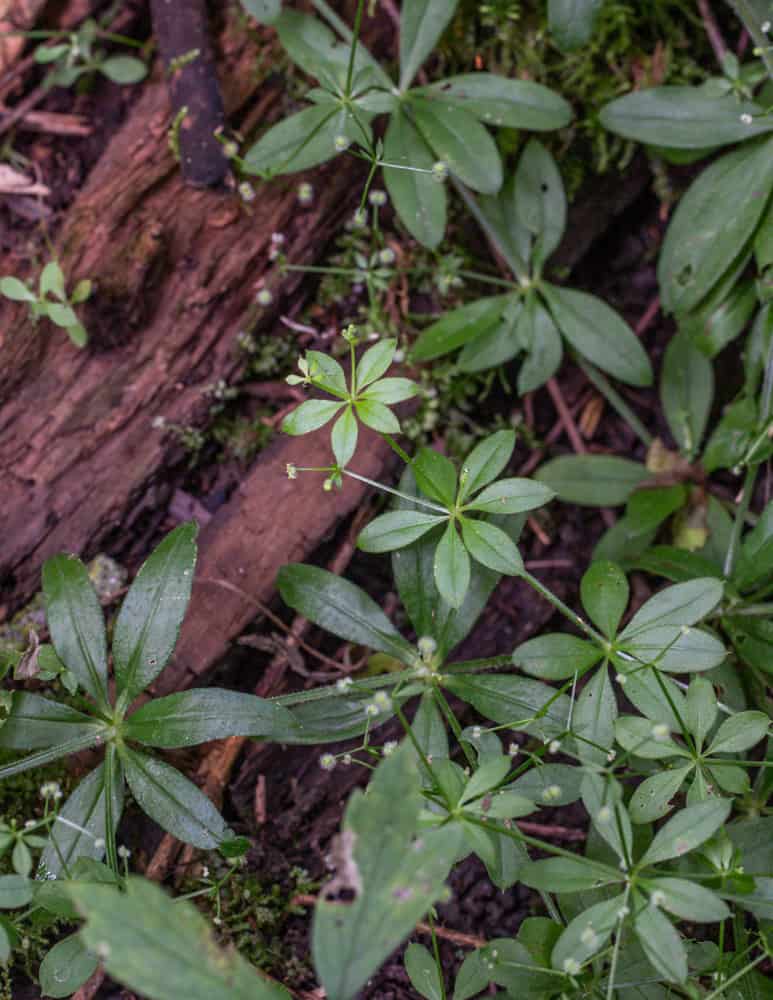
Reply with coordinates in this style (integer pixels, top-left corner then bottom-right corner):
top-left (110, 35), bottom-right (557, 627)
top-left (724, 465), bottom-right (757, 577)
top-left (572, 353), bottom-right (653, 448)
top-left (104, 744), bottom-right (120, 875)
top-left (343, 468), bottom-right (450, 513)
top-left (520, 570), bottom-right (605, 644)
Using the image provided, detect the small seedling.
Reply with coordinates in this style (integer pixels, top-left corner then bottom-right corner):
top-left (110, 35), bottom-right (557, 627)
top-left (0, 261), bottom-right (92, 348)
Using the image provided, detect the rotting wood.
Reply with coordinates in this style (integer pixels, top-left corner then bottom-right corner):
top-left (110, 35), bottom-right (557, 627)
top-left (0, 14), bottom-right (372, 616)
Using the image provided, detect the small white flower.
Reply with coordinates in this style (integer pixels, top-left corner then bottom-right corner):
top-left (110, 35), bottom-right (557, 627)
top-left (417, 636), bottom-right (437, 659)
top-left (151, 415), bottom-right (167, 429)
top-left (548, 740), bottom-right (561, 754)
top-left (40, 781), bottom-right (62, 801)
top-left (238, 181), bottom-right (255, 202)
top-left (117, 845), bottom-right (131, 860)
top-left (650, 890), bottom-right (666, 907)
top-left (365, 702), bottom-right (380, 717)
top-left (201, 866), bottom-right (209, 878)
top-left (95, 941), bottom-right (111, 959)
top-left (223, 140), bottom-right (239, 159)
top-left (286, 463), bottom-right (298, 480)
top-left (580, 926), bottom-right (598, 947)
top-left (471, 725), bottom-right (482, 740)
top-left (271, 232), bottom-right (285, 246)
top-left (617, 906), bottom-right (630, 919)
top-left (563, 957), bottom-right (581, 976)
top-left (94, 838), bottom-right (105, 850)
top-left (378, 248), bottom-right (395, 265)
top-left (740, 113), bottom-right (753, 124)
top-left (432, 161), bottom-right (448, 182)
top-left (341, 753), bottom-right (352, 766)
top-left (382, 740), bottom-right (398, 756)
top-left (680, 624), bottom-right (691, 636)
top-left (606, 750), bottom-right (616, 762)
top-left (24, 820), bottom-right (35, 829)
top-left (319, 753), bottom-right (336, 771)
top-left (368, 189), bottom-right (387, 206)
top-left (336, 677), bottom-right (353, 692)
top-left (762, 20), bottom-right (771, 32)
top-left (508, 742), bottom-right (520, 757)
top-left (351, 209), bottom-right (367, 228)
top-left (651, 723), bottom-right (670, 741)
top-left (393, 348), bottom-right (405, 363)
top-left (213, 916), bottom-right (222, 926)
top-left (298, 182), bottom-right (314, 206)
top-left (334, 134), bottom-right (351, 152)
top-left (597, 805), bottom-right (612, 823)
top-left (256, 288), bottom-right (273, 307)
top-left (373, 691), bottom-right (391, 711)
top-left (542, 784), bottom-right (562, 802)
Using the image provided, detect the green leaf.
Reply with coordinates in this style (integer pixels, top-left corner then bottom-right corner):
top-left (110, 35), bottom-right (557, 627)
top-left (661, 331), bottom-right (714, 457)
top-left (405, 943), bottom-right (444, 1000)
top-left (268, 687), bottom-right (400, 744)
top-left (112, 522), bottom-right (198, 703)
top-left (312, 745), bottom-right (462, 1000)
top-left (70, 877), bottom-right (288, 1000)
top-left (362, 377), bottom-right (417, 405)
top-left (582, 773), bottom-right (632, 864)
top-left (124, 689), bottom-right (297, 747)
top-left (542, 283), bottom-right (653, 386)
top-left (305, 351), bottom-right (347, 396)
top-left (122, 748), bottom-right (229, 850)
top-left (456, 305), bottom-right (522, 372)
top-left (548, 0), bottom-right (603, 49)
top-left (434, 521), bottom-right (470, 608)
top-left (412, 295), bottom-right (511, 361)
top-left (0, 692), bottom-right (100, 750)
top-left (356, 338), bottom-right (396, 391)
top-left (277, 564), bottom-right (414, 662)
top-left (517, 297), bottom-right (563, 393)
top-left (45, 302), bottom-right (79, 327)
top-left (358, 511), bottom-right (447, 552)
top-left (39, 933), bottom-right (98, 998)
top-left (706, 711), bottom-right (769, 755)
top-left (413, 446), bottom-right (457, 507)
top-left (581, 561), bottom-right (629, 639)
top-left (240, 0), bottom-right (280, 23)
top-left (0, 874), bottom-right (33, 908)
top-left (399, 0), bottom-right (458, 89)
top-left (573, 663), bottom-right (617, 766)
top-left (444, 674), bottom-right (570, 741)
top-left (486, 937), bottom-right (562, 995)
top-left (275, 10), bottom-right (389, 90)
top-left (39, 261), bottom-right (66, 299)
top-left (508, 762), bottom-right (580, 805)
top-left (629, 765), bottom-right (692, 823)
top-left (514, 139), bottom-right (566, 264)
top-left (685, 676), bottom-right (718, 751)
top-left (458, 430), bottom-right (515, 502)
top-left (71, 279), bottom-right (92, 304)
top-left (453, 949), bottom-right (489, 1000)
top-left (40, 762), bottom-right (123, 879)
top-left (536, 454), bottom-right (650, 506)
top-left (615, 715), bottom-right (684, 759)
top-left (0, 276), bottom-right (35, 302)
top-left (599, 87), bottom-right (773, 148)
top-left (100, 55), bottom-right (147, 84)
top-left (551, 894), bottom-right (625, 971)
top-left (410, 96), bottom-right (503, 194)
top-left (522, 855), bottom-right (621, 893)
top-left (465, 477), bottom-right (554, 514)
top-left (416, 74), bottom-right (571, 130)
top-left (331, 405), bottom-right (358, 466)
top-left (634, 899), bottom-right (687, 983)
top-left (243, 105), bottom-right (349, 176)
top-left (383, 110), bottom-right (446, 249)
top-left (512, 633), bottom-right (600, 681)
top-left (621, 624), bottom-right (726, 674)
top-left (355, 398), bottom-right (401, 433)
top-left (646, 877), bottom-right (730, 923)
top-left (281, 398), bottom-right (343, 435)
top-left (641, 799), bottom-right (732, 866)
top-left (460, 518), bottom-right (523, 575)
top-left (620, 578), bottom-right (723, 638)
top-left (658, 138), bottom-right (773, 315)
top-left (42, 554), bottom-right (108, 706)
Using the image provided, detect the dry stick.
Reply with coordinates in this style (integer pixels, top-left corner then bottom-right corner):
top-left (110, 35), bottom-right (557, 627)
top-left (144, 506), bottom-right (372, 883)
top-left (697, 0), bottom-right (729, 63)
top-left (635, 295), bottom-right (661, 337)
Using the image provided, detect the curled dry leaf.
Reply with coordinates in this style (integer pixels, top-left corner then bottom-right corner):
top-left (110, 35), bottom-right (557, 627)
top-left (0, 165), bottom-right (50, 197)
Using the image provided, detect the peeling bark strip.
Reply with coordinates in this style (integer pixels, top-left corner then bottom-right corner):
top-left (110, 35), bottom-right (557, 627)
top-left (150, 0), bottom-right (229, 187)
top-left (0, 17), bottom-right (367, 616)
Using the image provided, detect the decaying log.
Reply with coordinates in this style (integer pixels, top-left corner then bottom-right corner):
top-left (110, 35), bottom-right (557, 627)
top-left (0, 17), bottom-right (369, 615)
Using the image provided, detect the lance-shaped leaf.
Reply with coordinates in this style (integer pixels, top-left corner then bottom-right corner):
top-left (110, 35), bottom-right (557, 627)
top-left (358, 511), bottom-right (447, 553)
top-left (39, 933), bottom-right (98, 999)
top-left (444, 674), bottom-right (570, 741)
top-left (541, 283), bottom-right (653, 386)
top-left (551, 894), bottom-right (626, 971)
top-left (399, 0), bottom-right (458, 90)
top-left (580, 560), bottom-right (629, 639)
top-left (640, 799), bottom-right (732, 866)
top-left (312, 745), bottom-right (462, 1000)
top-left (124, 689), bottom-right (298, 748)
top-left (412, 446), bottom-right (457, 507)
top-left (434, 521), bottom-right (470, 608)
top-left (70, 876), bottom-right (289, 1000)
top-left (634, 897), bottom-right (687, 983)
top-left (464, 477), bottom-right (554, 514)
top-left (619, 578), bottom-right (723, 638)
top-left (573, 662), bottom-right (617, 766)
top-left (410, 96), bottom-right (503, 194)
top-left (522, 855), bottom-right (622, 893)
top-left (661, 331), bottom-right (714, 458)
top-left (112, 522), bottom-right (198, 703)
top-left (42, 553), bottom-right (108, 706)
top-left (268, 687), bottom-right (402, 744)
top-left (514, 139), bottom-right (566, 264)
top-left (548, 0), bottom-right (603, 50)
top-left (512, 633), bottom-right (600, 681)
top-left (645, 878), bottom-right (730, 923)
top-left (706, 711), bottom-right (770, 755)
top-left (411, 295), bottom-right (511, 361)
top-left (582, 773), bottom-right (632, 865)
top-left (122, 748), bottom-right (229, 850)
top-left (599, 87), bottom-right (773, 148)
top-left (629, 765), bottom-right (693, 823)
top-left (281, 398), bottom-right (343, 435)
top-left (537, 454), bottom-right (651, 506)
top-left (458, 429), bottom-right (515, 502)
top-left (460, 518), bottom-right (523, 575)
top-left (0, 692), bottom-right (101, 750)
top-left (416, 74), bottom-right (571, 130)
top-left (244, 104), bottom-right (346, 176)
top-left (40, 760), bottom-right (124, 879)
top-left (277, 564), bottom-right (415, 662)
top-left (383, 110), bottom-right (446, 249)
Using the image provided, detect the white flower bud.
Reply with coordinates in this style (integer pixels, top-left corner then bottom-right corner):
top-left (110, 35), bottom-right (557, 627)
top-left (563, 958), bottom-right (581, 975)
top-left (297, 182), bottom-right (314, 206)
top-left (651, 723), bottom-right (670, 741)
top-left (319, 753), bottom-right (336, 771)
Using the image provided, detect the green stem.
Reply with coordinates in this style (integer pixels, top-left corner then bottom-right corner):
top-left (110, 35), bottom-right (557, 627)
top-left (703, 952), bottom-right (766, 1000)
top-left (724, 465), bottom-right (757, 578)
top-left (434, 687), bottom-right (476, 768)
top-left (520, 570), bottom-right (605, 644)
top-left (344, 0), bottom-right (366, 96)
top-left (458, 269), bottom-right (520, 290)
top-left (606, 881), bottom-right (632, 1000)
top-left (383, 433), bottom-right (412, 465)
top-left (104, 744), bottom-right (119, 875)
top-left (572, 354), bottom-right (653, 448)
top-left (343, 468), bottom-right (450, 513)
top-left (426, 912), bottom-right (447, 1000)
